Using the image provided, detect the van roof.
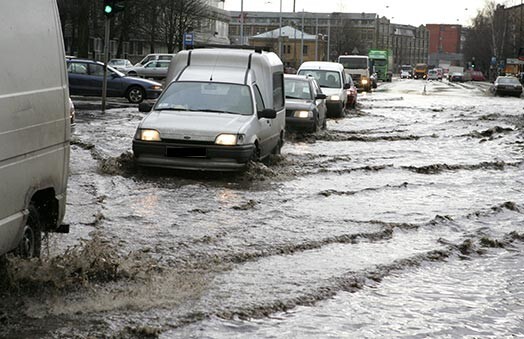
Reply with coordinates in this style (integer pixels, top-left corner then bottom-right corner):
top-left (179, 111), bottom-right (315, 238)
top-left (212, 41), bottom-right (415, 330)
top-left (298, 61), bottom-right (344, 72)
top-left (178, 66), bottom-right (247, 84)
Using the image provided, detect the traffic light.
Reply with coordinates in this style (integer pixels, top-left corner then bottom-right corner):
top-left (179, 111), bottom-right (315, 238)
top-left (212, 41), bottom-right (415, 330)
top-left (103, 0), bottom-right (125, 18)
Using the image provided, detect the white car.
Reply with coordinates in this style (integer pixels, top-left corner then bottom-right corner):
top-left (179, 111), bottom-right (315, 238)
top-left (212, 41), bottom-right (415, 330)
top-left (400, 70), bottom-right (411, 79)
top-left (427, 69), bottom-right (439, 81)
top-left (297, 61), bottom-right (349, 118)
top-left (127, 60), bottom-right (171, 80)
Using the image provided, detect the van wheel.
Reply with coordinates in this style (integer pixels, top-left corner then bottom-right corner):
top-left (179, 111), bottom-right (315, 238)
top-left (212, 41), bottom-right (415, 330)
top-left (250, 143), bottom-right (261, 162)
top-left (272, 133), bottom-right (284, 155)
top-left (126, 86), bottom-right (145, 104)
top-left (16, 205), bottom-right (41, 258)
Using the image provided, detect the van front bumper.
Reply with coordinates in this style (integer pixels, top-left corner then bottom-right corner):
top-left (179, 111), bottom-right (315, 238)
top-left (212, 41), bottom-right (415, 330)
top-left (133, 140), bottom-right (255, 171)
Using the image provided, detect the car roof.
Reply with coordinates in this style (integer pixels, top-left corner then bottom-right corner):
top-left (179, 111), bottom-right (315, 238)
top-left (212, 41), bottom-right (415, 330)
top-left (298, 61), bottom-right (343, 72)
top-left (177, 65), bottom-right (247, 84)
top-left (284, 74), bottom-right (311, 81)
top-left (67, 58), bottom-right (101, 64)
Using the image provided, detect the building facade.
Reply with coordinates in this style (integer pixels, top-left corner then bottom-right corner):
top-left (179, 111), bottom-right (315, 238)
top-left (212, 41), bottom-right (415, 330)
top-left (230, 11), bottom-right (429, 68)
top-left (426, 24), bottom-right (463, 67)
top-left (249, 26), bottom-right (327, 69)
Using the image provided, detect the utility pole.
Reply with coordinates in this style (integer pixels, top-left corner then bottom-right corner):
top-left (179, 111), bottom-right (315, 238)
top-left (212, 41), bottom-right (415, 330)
top-left (279, 0), bottom-right (282, 58)
top-left (240, 0), bottom-right (244, 45)
top-left (300, 10), bottom-right (304, 65)
top-left (102, 18), bottom-right (110, 113)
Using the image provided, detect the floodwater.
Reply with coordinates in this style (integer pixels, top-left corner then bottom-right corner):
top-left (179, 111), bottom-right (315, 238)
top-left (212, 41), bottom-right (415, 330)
top-left (1, 79), bottom-right (523, 338)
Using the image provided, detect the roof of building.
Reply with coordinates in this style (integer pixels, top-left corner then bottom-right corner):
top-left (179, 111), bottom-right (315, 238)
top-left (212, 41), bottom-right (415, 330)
top-left (250, 25), bottom-right (317, 40)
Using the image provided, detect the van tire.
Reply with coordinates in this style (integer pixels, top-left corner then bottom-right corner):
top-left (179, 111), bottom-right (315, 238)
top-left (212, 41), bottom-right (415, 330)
top-left (251, 143), bottom-right (261, 162)
top-left (16, 204), bottom-right (42, 258)
top-left (126, 86), bottom-right (145, 104)
top-left (272, 133), bottom-right (284, 155)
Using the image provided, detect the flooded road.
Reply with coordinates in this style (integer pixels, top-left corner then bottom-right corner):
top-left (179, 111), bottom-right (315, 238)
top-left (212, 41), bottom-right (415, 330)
top-left (1, 79), bottom-right (524, 338)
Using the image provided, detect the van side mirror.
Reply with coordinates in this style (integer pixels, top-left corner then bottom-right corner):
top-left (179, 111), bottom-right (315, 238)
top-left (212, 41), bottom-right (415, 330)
top-left (343, 83), bottom-right (351, 89)
top-left (139, 102), bottom-right (153, 112)
top-left (258, 108), bottom-right (277, 119)
top-left (315, 93), bottom-right (327, 100)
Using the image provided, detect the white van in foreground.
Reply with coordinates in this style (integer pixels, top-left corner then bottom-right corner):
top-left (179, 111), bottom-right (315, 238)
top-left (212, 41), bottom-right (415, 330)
top-left (0, 1), bottom-right (70, 257)
top-left (133, 48), bottom-right (285, 171)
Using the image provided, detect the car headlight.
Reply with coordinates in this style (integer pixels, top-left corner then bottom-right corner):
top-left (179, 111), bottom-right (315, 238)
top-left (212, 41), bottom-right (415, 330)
top-left (330, 95), bottom-right (340, 101)
top-left (215, 134), bottom-right (244, 146)
top-left (361, 79), bottom-right (368, 85)
top-left (150, 85), bottom-right (162, 90)
top-left (293, 110), bottom-right (312, 118)
top-left (136, 129), bottom-right (161, 141)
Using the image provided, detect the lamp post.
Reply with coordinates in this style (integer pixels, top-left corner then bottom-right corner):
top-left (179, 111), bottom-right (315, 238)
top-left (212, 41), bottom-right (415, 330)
top-left (240, 0), bottom-right (244, 45)
top-left (279, 0), bottom-right (282, 57)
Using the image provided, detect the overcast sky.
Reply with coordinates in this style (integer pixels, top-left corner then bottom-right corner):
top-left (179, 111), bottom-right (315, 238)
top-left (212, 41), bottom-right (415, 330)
top-left (224, 0), bottom-right (516, 27)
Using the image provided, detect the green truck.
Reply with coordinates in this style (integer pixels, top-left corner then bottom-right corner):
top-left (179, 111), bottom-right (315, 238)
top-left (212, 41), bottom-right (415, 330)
top-left (368, 50), bottom-right (392, 82)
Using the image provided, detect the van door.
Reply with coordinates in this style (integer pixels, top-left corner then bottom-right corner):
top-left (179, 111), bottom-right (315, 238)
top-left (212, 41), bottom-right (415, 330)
top-left (253, 85), bottom-right (273, 155)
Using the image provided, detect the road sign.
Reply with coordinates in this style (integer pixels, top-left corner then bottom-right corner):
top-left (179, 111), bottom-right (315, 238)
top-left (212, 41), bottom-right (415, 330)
top-left (183, 33), bottom-right (194, 49)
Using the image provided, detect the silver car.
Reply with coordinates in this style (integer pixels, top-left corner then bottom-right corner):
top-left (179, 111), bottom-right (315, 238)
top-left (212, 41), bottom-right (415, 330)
top-left (128, 60), bottom-right (170, 80)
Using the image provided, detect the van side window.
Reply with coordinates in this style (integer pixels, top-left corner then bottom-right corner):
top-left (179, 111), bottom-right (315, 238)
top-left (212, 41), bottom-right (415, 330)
top-left (272, 72), bottom-right (284, 110)
top-left (254, 85), bottom-right (265, 112)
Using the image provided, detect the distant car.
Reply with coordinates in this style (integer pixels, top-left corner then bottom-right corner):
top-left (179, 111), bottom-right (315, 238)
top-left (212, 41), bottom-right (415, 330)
top-left (127, 60), bottom-right (171, 80)
top-left (400, 70), bottom-right (411, 79)
top-left (491, 76), bottom-right (522, 97)
top-left (284, 74), bottom-right (327, 132)
top-left (67, 59), bottom-right (163, 103)
top-left (345, 72), bottom-right (358, 109)
top-left (468, 71), bottom-right (486, 81)
top-left (434, 68), bottom-right (443, 80)
top-left (450, 72), bottom-right (464, 82)
top-left (134, 53), bottom-right (175, 67)
top-left (108, 58), bottom-right (134, 73)
top-left (427, 69), bottom-right (439, 81)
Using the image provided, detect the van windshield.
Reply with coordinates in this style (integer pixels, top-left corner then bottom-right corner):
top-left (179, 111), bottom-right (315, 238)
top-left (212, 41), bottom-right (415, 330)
top-left (298, 70), bottom-right (341, 89)
top-left (338, 57), bottom-right (368, 69)
top-left (155, 82), bottom-right (254, 115)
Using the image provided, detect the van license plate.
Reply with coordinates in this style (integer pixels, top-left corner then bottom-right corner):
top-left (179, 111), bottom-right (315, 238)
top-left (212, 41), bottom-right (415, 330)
top-left (166, 147), bottom-right (206, 158)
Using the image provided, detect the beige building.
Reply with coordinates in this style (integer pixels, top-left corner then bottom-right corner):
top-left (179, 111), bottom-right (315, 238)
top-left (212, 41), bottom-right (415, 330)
top-left (249, 26), bottom-right (327, 69)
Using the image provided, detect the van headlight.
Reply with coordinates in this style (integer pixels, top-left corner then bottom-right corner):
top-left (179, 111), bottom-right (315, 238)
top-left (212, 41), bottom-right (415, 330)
top-left (136, 129), bottom-right (161, 141)
top-left (293, 110), bottom-right (312, 118)
top-left (361, 79), bottom-right (369, 85)
top-left (330, 95), bottom-right (340, 101)
top-left (215, 134), bottom-right (244, 146)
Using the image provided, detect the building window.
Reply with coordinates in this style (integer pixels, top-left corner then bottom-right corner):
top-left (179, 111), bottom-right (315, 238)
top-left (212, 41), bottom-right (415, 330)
top-left (303, 45), bottom-right (308, 54)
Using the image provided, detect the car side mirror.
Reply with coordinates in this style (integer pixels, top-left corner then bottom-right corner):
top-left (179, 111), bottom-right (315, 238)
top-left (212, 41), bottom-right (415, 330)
top-left (315, 93), bottom-right (327, 100)
top-left (138, 102), bottom-right (153, 112)
top-left (258, 108), bottom-right (277, 119)
top-left (343, 83), bottom-right (351, 89)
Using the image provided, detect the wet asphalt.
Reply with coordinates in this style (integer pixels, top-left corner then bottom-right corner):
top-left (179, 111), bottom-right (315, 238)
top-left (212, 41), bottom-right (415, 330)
top-left (1, 79), bottom-right (523, 338)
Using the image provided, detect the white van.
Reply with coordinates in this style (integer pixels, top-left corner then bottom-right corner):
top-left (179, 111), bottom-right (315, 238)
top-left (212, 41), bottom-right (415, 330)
top-left (0, 1), bottom-right (70, 257)
top-left (297, 61), bottom-right (349, 118)
top-left (133, 48), bottom-right (285, 171)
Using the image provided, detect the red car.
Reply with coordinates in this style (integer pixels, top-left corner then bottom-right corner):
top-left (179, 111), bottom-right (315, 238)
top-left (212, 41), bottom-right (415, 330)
top-left (345, 73), bottom-right (358, 109)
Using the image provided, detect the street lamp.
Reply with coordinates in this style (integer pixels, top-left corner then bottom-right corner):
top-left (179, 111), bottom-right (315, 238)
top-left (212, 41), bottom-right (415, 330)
top-left (240, 0), bottom-right (244, 45)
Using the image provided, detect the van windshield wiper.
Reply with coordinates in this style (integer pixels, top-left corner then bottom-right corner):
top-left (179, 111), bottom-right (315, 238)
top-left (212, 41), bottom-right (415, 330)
top-left (155, 107), bottom-right (187, 111)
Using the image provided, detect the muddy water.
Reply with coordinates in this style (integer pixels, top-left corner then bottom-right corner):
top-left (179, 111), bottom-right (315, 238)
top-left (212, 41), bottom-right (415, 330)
top-left (1, 79), bottom-right (523, 338)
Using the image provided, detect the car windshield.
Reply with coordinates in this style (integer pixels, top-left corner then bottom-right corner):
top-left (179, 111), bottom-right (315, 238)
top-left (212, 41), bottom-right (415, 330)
top-left (497, 77), bottom-right (519, 85)
top-left (110, 60), bottom-right (126, 66)
top-left (298, 70), bottom-right (341, 89)
top-left (373, 59), bottom-right (387, 67)
top-left (107, 65), bottom-right (125, 77)
top-left (155, 82), bottom-right (254, 115)
top-left (401, 66), bottom-right (412, 71)
top-left (338, 57), bottom-right (368, 69)
top-left (285, 79), bottom-right (312, 100)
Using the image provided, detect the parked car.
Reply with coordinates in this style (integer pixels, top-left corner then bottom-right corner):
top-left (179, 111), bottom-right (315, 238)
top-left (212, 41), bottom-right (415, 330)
top-left (67, 59), bottom-right (163, 103)
top-left (345, 72), bottom-right (358, 109)
top-left (491, 76), bottom-right (522, 97)
top-left (134, 53), bottom-right (175, 67)
top-left (400, 70), bottom-right (411, 79)
top-left (284, 74), bottom-right (327, 132)
top-left (297, 61), bottom-right (349, 118)
top-left (449, 72), bottom-right (464, 82)
top-left (133, 48), bottom-right (285, 171)
top-left (427, 69), bottom-right (439, 81)
top-left (127, 60), bottom-right (171, 80)
top-left (108, 58), bottom-right (134, 73)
